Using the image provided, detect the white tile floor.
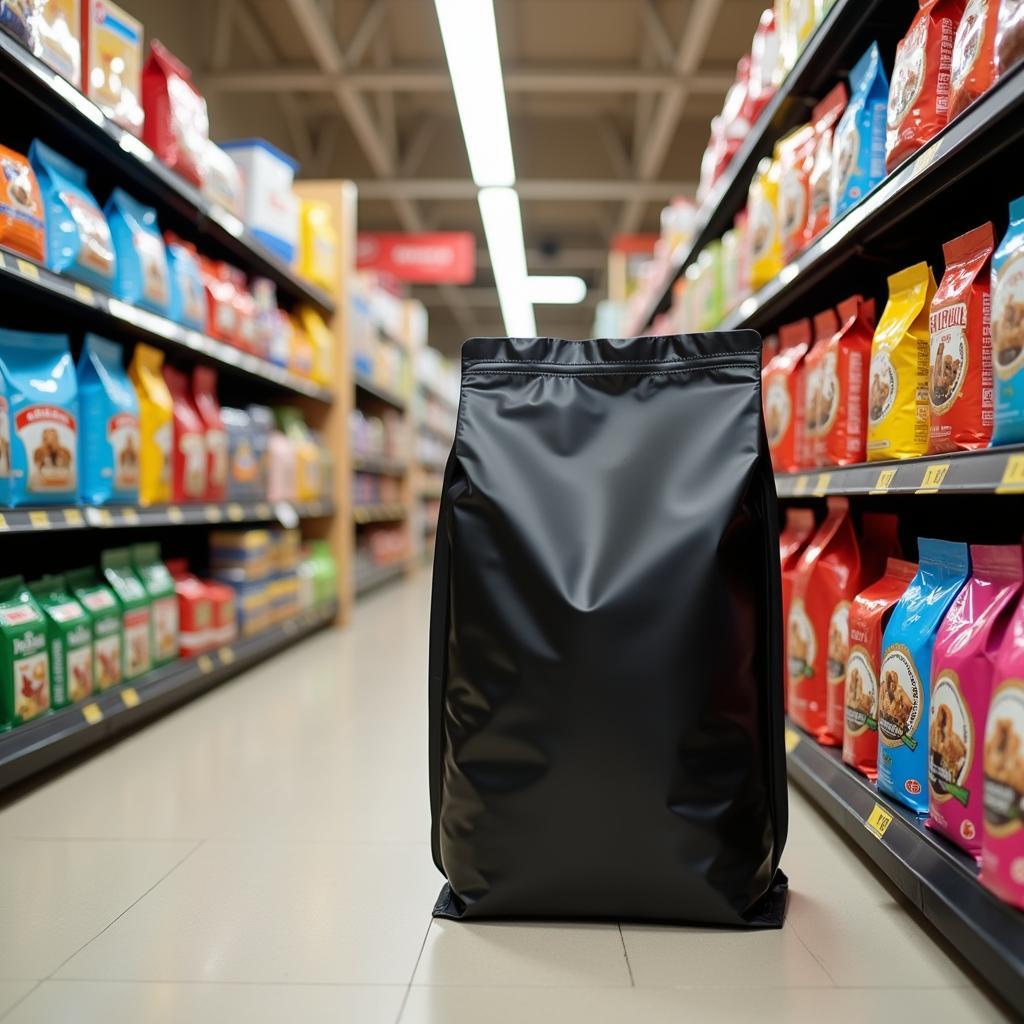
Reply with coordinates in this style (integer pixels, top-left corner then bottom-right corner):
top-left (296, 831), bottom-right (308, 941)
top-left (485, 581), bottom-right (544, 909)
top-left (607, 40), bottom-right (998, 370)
top-left (0, 571), bottom-right (1014, 1023)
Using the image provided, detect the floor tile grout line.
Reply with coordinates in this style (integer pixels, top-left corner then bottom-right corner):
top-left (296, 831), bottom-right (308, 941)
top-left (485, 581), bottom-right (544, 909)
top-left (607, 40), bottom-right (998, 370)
top-left (0, 981), bottom-right (41, 1023)
top-left (43, 838), bottom-right (207, 982)
top-left (616, 923), bottom-right (635, 987)
top-left (396, 918), bottom-right (435, 1023)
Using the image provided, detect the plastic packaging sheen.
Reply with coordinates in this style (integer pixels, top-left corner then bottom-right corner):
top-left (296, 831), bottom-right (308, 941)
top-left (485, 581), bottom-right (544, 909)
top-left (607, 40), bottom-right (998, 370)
top-left (992, 196), bottom-right (1024, 443)
top-left (430, 333), bottom-right (787, 925)
top-left (822, 295), bottom-right (876, 465)
top-left (763, 319), bottom-right (811, 471)
top-left (950, 0), bottom-right (1001, 118)
top-left (105, 189), bottom-right (170, 315)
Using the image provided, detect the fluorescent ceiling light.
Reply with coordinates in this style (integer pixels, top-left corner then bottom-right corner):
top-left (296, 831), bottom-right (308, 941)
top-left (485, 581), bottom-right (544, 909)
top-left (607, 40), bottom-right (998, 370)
top-left (527, 276), bottom-right (587, 304)
top-left (478, 187), bottom-right (536, 337)
top-left (434, 0), bottom-right (515, 187)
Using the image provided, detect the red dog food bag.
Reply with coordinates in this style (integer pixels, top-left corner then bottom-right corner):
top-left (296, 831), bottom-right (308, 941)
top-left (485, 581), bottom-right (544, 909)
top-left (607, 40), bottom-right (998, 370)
top-left (886, 0), bottom-right (968, 173)
top-left (951, 0), bottom-right (1001, 117)
top-left (788, 498), bottom-right (862, 742)
top-left (763, 318), bottom-right (812, 472)
top-left (162, 365), bottom-right (206, 502)
top-left (995, 0), bottom-right (1024, 76)
top-left (929, 222), bottom-right (995, 452)
top-left (803, 84), bottom-right (848, 249)
top-left (822, 295), bottom-right (877, 466)
top-left (192, 367), bottom-right (227, 501)
top-left (844, 559), bottom-right (918, 778)
top-left (781, 507), bottom-right (817, 711)
top-left (929, 545), bottom-right (1022, 859)
top-left (804, 308), bottom-right (840, 467)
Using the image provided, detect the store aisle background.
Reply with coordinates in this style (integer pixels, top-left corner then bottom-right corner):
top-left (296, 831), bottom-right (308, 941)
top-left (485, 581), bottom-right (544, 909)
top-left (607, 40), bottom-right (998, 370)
top-left (0, 572), bottom-right (1011, 1024)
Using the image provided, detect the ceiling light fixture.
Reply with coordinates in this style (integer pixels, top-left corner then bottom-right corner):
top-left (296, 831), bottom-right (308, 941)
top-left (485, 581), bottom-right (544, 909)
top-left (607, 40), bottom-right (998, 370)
top-left (478, 187), bottom-right (536, 337)
top-left (526, 276), bottom-right (588, 305)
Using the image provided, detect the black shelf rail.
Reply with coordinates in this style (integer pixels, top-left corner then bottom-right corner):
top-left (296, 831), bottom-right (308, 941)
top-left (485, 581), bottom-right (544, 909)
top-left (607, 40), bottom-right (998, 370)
top-left (723, 63), bottom-right (1024, 333)
top-left (632, 0), bottom-right (913, 331)
top-left (0, 499), bottom-right (334, 535)
top-left (0, 601), bottom-right (338, 793)
top-left (0, 31), bottom-right (334, 315)
top-left (787, 727), bottom-right (1024, 1006)
top-left (354, 375), bottom-right (408, 411)
top-left (0, 251), bottom-right (334, 403)
top-left (775, 444), bottom-right (1024, 498)
top-left (353, 504), bottom-right (407, 524)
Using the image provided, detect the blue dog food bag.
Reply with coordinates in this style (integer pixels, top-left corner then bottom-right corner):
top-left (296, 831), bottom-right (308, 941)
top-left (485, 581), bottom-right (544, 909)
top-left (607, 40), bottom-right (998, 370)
top-left (992, 196), bottom-right (1024, 445)
top-left (0, 330), bottom-right (78, 506)
top-left (165, 235), bottom-right (207, 331)
top-left (29, 140), bottom-right (115, 291)
top-left (78, 335), bottom-right (140, 505)
top-left (878, 539), bottom-right (969, 813)
top-left (830, 43), bottom-right (890, 221)
top-left (105, 188), bottom-right (171, 316)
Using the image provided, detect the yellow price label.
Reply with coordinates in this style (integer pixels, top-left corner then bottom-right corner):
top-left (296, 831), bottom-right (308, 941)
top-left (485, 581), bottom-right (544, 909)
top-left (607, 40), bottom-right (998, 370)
top-left (121, 508), bottom-right (139, 525)
top-left (197, 654), bottom-right (214, 674)
top-left (73, 282), bottom-right (94, 304)
top-left (784, 727), bottom-right (801, 753)
top-left (0, 513), bottom-right (9, 531)
top-left (997, 453), bottom-right (1024, 493)
top-left (812, 473), bottom-right (832, 497)
top-left (218, 646), bottom-right (235, 665)
top-left (81, 702), bottom-right (103, 725)
top-left (227, 503), bottom-right (244, 522)
top-left (865, 802), bottom-right (895, 839)
top-left (167, 506), bottom-right (184, 524)
top-left (120, 686), bottom-right (140, 709)
top-left (15, 258), bottom-right (39, 279)
top-left (28, 510), bottom-right (50, 529)
top-left (93, 508), bottom-right (112, 526)
top-left (916, 463), bottom-right (950, 493)
top-left (205, 505), bottom-right (223, 523)
top-left (256, 503), bottom-right (271, 519)
top-left (63, 508), bottom-right (84, 526)
top-left (870, 467), bottom-right (898, 494)
top-left (792, 475), bottom-right (809, 496)
top-left (912, 142), bottom-right (940, 177)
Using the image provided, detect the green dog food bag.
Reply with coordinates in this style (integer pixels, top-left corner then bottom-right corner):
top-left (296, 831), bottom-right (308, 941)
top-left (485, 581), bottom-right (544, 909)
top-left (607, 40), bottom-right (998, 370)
top-left (0, 575), bottom-right (51, 727)
top-left (28, 575), bottom-right (93, 708)
top-left (67, 567), bottom-right (123, 692)
top-left (131, 543), bottom-right (179, 666)
top-left (101, 548), bottom-right (152, 681)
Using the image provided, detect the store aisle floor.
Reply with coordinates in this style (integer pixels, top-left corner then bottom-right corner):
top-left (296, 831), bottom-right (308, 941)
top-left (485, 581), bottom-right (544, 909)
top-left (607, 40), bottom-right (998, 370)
top-left (0, 571), bottom-right (1012, 1023)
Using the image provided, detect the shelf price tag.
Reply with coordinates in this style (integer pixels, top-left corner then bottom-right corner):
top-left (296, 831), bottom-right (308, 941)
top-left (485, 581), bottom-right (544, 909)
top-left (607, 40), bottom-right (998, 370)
top-left (120, 687), bottom-right (140, 709)
top-left (197, 654), bottom-right (214, 674)
top-left (792, 475), bottom-right (809, 496)
top-left (15, 258), bottom-right (39, 280)
top-left (997, 453), bottom-right (1024, 493)
top-left (865, 802), bottom-right (894, 839)
top-left (275, 501), bottom-right (299, 530)
top-left (81, 702), bottom-right (103, 725)
top-left (784, 727), bottom-right (801, 753)
top-left (121, 508), bottom-right (139, 525)
top-left (167, 506), bottom-right (184, 524)
top-left (28, 510), bottom-right (50, 529)
top-left (0, 513), bottom-right (9, 531)
top-left (218, 646), bottom-right (235, 666)
top-left (205, 505), bottom-right (223, 523)
top-left (812, 473), bottom-right (831, 497)
top-left (916, 463), bottom-right (950, 494)
top-left (227, 503), bottom-right (244, 522)
top-left (911, 140), bottom-right (941, 178)
top-left (63, 508), bottom-right (84, 526)
top-left (870, 468), bottom-right (898, 494)
top-left (73, 282), bottom-right (94, 304)
top-left (255, 502), bottom-right (271, 519)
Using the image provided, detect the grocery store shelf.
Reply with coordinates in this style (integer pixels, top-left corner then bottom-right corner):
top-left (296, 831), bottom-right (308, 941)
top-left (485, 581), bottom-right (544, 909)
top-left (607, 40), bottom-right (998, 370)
top-left (354, 560), bottom-right (408, 596)
top-left (352, 455), bottom-right (409, 477)
top-left (0, 601), bottom-right (338, 793)
top-left (0, 251), bottom-right (334, 402)
top-left (0, 31), bottom-right (334, 315)
top-left (787, 727), bottom-right (1024, 1007)
top-left (418, 377), bottom-right (459, 411)
top-left (353, 504), bottom-right (407, 524)
top-left (355, 374), bottom-right (408, 410)
top-left (632, 0), bottom-right (908, 331)
top-left (0, 499), bottom-right (334, 534)
top-left (776, 445), bottom-right (1024, 498)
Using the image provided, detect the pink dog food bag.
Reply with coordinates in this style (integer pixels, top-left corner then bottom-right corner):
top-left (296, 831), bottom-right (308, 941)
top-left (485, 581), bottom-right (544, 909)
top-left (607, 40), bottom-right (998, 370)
top-left (982, 577), bottom-right (1024, 909)
top-left (928, 545), bottom-right (1022, 860)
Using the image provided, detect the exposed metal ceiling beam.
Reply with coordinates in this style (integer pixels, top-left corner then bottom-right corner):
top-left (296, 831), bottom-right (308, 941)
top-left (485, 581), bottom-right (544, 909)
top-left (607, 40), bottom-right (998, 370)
top-left (642, 0), bottom-right (676, 69)
top-left (356, 179), bottom-right (695, 201)
top-left (344, 0), bottom-right (391, 67)
top-left (201, 67), bottom-right (734, 94)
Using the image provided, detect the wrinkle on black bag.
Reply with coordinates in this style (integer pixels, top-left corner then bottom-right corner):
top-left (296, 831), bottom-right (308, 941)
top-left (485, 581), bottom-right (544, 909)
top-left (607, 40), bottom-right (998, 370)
top-left (429, 333), bottom-right (788, 926)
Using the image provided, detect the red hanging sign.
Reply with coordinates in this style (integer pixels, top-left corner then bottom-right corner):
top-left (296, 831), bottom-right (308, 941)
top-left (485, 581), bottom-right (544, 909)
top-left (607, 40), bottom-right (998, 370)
top-left (357, 232), bottom-right (476, 284)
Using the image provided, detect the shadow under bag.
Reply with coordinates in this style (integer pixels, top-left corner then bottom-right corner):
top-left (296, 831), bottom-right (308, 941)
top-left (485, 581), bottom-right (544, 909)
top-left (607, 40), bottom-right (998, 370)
top-left (429, 334), bottom-right (788, 926)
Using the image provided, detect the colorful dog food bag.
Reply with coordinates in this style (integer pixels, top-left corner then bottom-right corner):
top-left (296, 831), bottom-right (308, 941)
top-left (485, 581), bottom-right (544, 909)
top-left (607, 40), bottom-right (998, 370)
top-left (803, 84), bottom-right (848, 248)
top-left (221, 407), bottom-right (263, 499)
top-left (747, 155), bottom-right (783, 290)
top-left (777, 123), bottom-right (816, 262)
top-left (81, 0), bottom-right (143, 135)
top-left (781, 509), bottom-right (816, 710)
top-left (78, 334), bottom-right (139, 505)
top-left (66, 567), bottom-right (122, 691)
top-left (831, 43), bottom-right (889, 221)
top-left (992, 196), bottom-right (1024, 444)
top-left (0, 575), bottom-right (50, 727)
top-left (951, 0), bottom-right (1001, 117)
top-left (929, 222), bottom-right (995, 452)
top-left (105, 189), bottom-right (171, 316)
top-left (763, 318), bottom-right (811, 471)
top-left (101, 547), bottom-right (151, 681)
top-left (982, 590), bottom-right (1024, 909)
top-left (131, 543), bottom-right (178, 666)
top-left (164, 233), bottom-right (207, 332)
top-left (0, 144), bottom-right (45, 263)
top-left (0, 330), bottom-right (77, 506)
top-left (163, 364), bottom-right (206, 502)
top-left (878, 539), bottom-right (969, 813)
top-left (928, 545), bottom-right (1022, 858)
top-left (820, 295), bottom-right (876, 465)
top-left (995, 0), bottom-right (1024, 75)
top-left (788, 498), bottom-right (861, 742)
top-left (29, 140), bottom-right (114, 290)
top-left (36, 0), bottom-right (81, 84)
top-left (804, 308), bottom-right (839, 467)
top-left (844, 559), bottom-right (918, 779)
top-left (192, 367), bottom-right (226, 501)
top-left (128, 343), bottom-right (173, 506)
top-left (28, 574), bottom-right (93, 708)
top-left (867, 263), bottom-right (937, 461)
top-left (886, 0), bottom-right (967, 173)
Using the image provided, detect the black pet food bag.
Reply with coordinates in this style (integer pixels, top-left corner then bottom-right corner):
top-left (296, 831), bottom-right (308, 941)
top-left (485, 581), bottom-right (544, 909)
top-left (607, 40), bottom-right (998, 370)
top-left (429, 333), bottom-right (788, 926)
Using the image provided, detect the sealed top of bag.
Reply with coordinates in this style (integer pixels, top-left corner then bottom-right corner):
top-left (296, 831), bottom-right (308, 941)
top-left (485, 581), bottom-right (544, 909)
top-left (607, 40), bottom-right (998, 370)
top-left (461, 333), bottom-right (763, 369)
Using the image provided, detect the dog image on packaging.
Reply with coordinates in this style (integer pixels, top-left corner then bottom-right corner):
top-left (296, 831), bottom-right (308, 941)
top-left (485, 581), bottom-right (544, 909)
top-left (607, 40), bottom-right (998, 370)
top-left (928, 545), bottom-right (1022, 859)
top-left (78, 334), bottom-right (140, 505)
top-left (0, 144), bottom-right (45, 264)
top-left (878, 539), bottom-right (969, 814)
top-left (992, 196), bottom-right (1024, 444)
top-left (106, 189), bottom-right (171, 316)
top-left (163, 364), bottom-right (206, 503)
top-left (101, 547), bottom-right (151, 681)
top-left (28, 575), bottom-right (93, 708)
top-left (0, 331), bottom-right (78, 506)
top-left (762, 319), bottom-right (811, 471)
top-left (0, 575), bottom-right (51, 728)
top-left (66, 568), bottom-right (123, 692)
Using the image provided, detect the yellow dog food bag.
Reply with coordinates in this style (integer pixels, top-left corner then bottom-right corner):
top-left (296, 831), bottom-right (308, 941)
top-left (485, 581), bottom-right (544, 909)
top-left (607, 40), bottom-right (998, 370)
top-left (867, 262), bottom-right (937, 461)
top-left (748, 155), bottom-right (783, 290)
top-left (128, 343), bottom-right (174, 506)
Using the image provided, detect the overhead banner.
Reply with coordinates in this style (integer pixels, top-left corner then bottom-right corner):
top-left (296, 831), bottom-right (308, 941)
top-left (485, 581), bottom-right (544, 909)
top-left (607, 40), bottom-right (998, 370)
top-left (357, 232), bottom-right (476, 284)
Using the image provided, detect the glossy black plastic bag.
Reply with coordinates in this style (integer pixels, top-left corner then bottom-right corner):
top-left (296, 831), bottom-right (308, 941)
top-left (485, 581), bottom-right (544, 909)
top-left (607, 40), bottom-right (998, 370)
top-left (429, 333), bottom-right (788, 926)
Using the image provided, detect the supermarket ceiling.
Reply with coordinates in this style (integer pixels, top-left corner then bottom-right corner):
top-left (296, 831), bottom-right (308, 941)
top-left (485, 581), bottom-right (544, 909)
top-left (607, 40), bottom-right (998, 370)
top-left (134, 0), bottom-right (767, 353)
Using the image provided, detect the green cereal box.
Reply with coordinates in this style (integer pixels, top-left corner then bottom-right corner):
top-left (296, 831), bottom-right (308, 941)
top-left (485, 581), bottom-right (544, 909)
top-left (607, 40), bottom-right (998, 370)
top-left (67, 567), bottom-right (124, 692)
top-left (28, 576), bottom-right (93, 708)
top-left (131, 543), bottom-right (179, 666)
top-left (0, 575), bottom-right (51, 727)
top-left (101, 548), bottom-right (152, 680)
